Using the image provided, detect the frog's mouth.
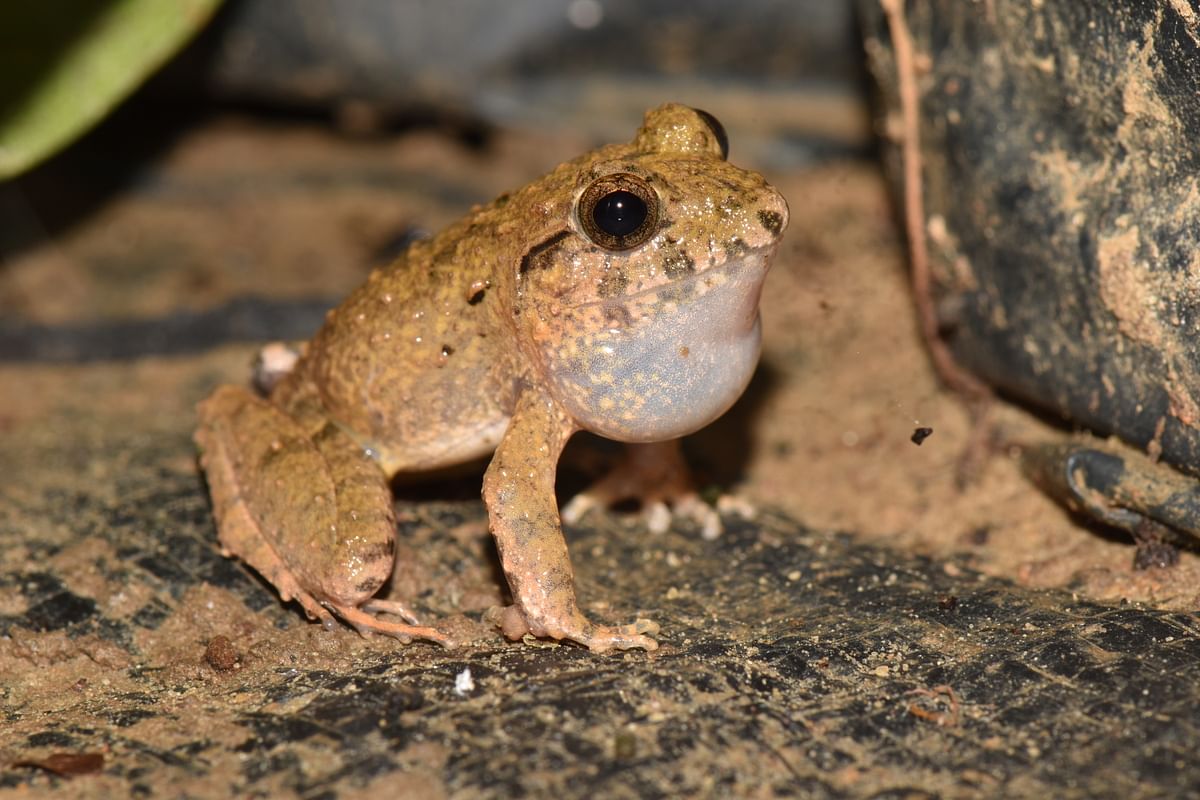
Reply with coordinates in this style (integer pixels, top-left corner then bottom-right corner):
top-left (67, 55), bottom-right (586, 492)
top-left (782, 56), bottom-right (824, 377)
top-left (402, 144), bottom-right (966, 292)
top-left (543, 247), bottom-right (775, 442)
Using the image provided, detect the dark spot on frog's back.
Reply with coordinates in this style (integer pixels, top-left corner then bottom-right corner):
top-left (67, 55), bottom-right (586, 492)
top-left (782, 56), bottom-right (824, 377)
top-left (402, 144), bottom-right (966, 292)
top-left (519, 229), bottom-right (571, 276)
top-left (718, 197), bottom-right (743, 217)
top-left (757, 209), bottom-right (784, 236)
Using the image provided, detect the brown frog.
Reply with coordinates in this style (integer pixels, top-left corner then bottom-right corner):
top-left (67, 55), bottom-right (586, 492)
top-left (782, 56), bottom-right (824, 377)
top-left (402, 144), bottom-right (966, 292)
top-left (195, 104), bottom-right (789, 653)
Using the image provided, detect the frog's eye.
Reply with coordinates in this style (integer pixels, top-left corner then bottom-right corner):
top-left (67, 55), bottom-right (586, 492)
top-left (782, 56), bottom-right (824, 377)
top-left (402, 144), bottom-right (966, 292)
top-left (578, 173), bottom-right (659, 250)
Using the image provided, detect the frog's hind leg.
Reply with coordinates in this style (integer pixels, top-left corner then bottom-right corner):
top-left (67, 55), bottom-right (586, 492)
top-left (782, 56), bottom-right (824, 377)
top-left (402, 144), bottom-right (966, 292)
top-left (195, 385), bottom-right (453, 647)
top-left (304, 419), bottom-right (455, 645)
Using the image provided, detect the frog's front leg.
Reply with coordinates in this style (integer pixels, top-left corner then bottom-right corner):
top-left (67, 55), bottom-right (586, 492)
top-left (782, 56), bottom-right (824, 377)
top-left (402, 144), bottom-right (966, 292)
top-left (483, 390), bottom-right (659, 653)
top-left (195, 385), bottom-right (453, 647)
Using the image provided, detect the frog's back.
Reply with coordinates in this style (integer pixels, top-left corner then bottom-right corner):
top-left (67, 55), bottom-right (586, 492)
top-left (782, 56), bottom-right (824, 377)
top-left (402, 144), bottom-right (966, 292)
top-left (282, 225), bottom-right (520, 475)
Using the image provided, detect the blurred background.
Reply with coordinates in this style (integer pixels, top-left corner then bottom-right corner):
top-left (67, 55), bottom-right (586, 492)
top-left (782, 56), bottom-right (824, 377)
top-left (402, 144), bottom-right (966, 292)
top-left (0, 0), bottom-right (869, 335)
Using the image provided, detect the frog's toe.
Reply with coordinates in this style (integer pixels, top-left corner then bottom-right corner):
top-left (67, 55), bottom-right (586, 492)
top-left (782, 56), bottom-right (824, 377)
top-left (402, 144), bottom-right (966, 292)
top-left (646, 491), bottom-right (756, 540)
top-left (1020, 440), bottom-right (1199, 568)
top-left (333, 603), bottom-right (457, 648)
top-left (560, 492), bottom-right (601, 526)
top-left (289, 588), bottom-right (340, 631)
top-left (643, 501), bottom-right (672, 534)
top-left (486, 605), bottom-right (659, 652)
top-left (252, 341), bottom-right (302, 394)
top-left (362, 598), bottom-right (422, 625)
top-left (582, 620), bottom-right (660, 653)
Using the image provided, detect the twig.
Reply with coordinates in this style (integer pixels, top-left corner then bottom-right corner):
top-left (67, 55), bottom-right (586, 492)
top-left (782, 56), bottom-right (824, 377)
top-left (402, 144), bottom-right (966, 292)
top-left (880, 0), bottom-right (992, 404)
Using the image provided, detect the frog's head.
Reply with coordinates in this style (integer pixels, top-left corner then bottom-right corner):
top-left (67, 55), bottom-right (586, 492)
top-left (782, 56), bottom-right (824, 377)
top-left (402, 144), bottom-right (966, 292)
top-left (513, 103), bottom-right (789, 442)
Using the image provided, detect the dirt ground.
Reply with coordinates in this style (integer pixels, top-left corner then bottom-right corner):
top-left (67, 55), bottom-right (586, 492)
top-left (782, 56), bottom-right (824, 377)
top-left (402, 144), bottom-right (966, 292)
top-left (2, 104), bottom-right (1199, 796)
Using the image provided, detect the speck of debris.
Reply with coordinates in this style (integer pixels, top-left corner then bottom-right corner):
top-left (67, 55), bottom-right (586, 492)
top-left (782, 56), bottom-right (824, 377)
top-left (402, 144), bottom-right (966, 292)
top-left (911, 427), bottom-right (934, 445)
top-left (454, 667), bottom-right (475, 696)
top-left (614, 731), bottom-right (638, 760)
top-left (938, 595), bottom-right (959, 610)
top-left (967, 526), bottom-right (990, 546)
top-left (13, 752), bottom-right (105, 777)
top-left (204, 635), bottom-right (240, 672)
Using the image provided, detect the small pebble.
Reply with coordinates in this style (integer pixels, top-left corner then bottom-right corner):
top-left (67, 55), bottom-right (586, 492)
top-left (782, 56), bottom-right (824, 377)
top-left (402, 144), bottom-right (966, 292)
top-left (204, 635), bottom-right (240, 672)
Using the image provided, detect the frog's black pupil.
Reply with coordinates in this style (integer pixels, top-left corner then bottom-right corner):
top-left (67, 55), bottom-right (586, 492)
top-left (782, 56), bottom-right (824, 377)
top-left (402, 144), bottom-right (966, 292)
top-left (592, 190), bottom-right (647, 238)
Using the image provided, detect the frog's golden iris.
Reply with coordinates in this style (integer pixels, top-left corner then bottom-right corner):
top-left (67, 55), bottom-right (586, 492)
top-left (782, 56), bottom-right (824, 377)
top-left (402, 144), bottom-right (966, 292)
top-left (578, 172), bottom-right (658, 250)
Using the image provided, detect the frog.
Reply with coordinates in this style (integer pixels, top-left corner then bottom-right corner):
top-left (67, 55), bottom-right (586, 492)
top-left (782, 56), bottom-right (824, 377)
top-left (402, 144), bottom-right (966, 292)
top-left (194, 104), bottom-right (789, 653)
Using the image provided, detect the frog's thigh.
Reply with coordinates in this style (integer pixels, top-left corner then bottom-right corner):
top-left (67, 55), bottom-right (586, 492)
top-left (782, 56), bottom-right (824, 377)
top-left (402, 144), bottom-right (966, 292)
top-left (195, 386), bottom-right (395, 611)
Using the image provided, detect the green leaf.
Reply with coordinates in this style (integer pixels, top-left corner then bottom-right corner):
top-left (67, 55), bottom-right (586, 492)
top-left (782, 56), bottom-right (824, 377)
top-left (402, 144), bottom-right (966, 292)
top-left (0, 0), bottom-right (224, 179)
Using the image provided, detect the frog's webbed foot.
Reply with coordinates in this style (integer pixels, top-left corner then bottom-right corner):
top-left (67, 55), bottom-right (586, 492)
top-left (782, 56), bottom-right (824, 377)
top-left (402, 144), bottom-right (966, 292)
top-left (562, 440), bottom-right (750, 540)
top-left (205, 496), bottom-right (453, 645)
top-left (281, 592), bottom-right (455, 647)
top-left (487, 605), bottom-right (659, 653)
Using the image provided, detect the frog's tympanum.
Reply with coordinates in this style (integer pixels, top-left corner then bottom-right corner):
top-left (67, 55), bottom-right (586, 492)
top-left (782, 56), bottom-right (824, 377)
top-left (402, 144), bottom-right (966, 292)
top-left (195, 104), bottom-right (789, 652)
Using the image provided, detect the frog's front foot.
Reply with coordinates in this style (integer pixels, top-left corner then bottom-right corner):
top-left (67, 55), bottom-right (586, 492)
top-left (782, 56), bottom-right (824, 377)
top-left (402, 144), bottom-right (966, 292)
top-left (487, 605), bottom-right (659, 653)
top-left (562, 440), bottom-right (750, 540)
